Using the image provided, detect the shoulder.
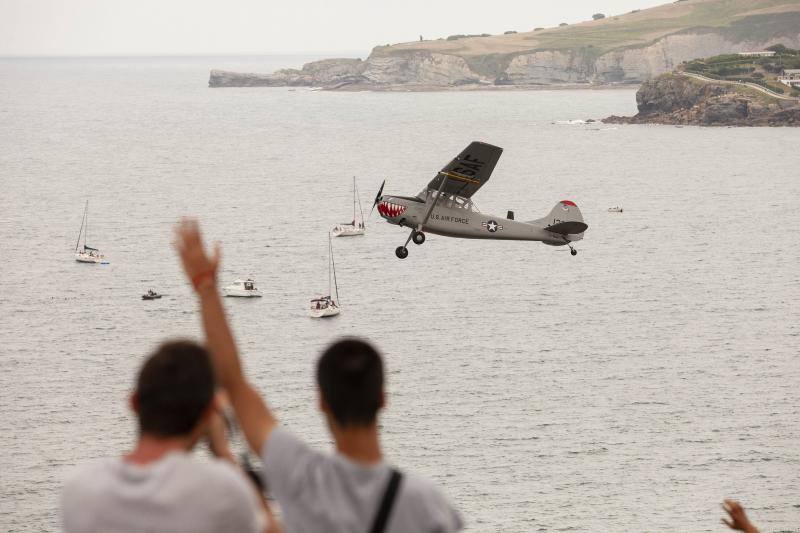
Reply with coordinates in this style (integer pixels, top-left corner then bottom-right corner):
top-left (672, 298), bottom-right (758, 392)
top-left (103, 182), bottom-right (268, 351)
top-left (157, 455), bottom-right (264, 531)
top-left (184, 457), bottom-right (258, 499)
top-left (61, 458), bottom-right (122, 530)
top-left (262, 426), bottom-right (326, 476)
top-left (62, 458), bottom-right (117, 499)
top-left (396, 471), bottom-right (463, 531)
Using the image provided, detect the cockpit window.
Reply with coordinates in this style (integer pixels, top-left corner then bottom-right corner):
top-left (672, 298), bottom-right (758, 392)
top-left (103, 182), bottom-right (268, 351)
top-left (418, 189), bottom-right (480, 212)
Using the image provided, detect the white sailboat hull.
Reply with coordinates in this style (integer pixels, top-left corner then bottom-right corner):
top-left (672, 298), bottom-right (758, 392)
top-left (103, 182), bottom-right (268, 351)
top-left (75, 251), bottom-right (103, 263)
top-left (332, 225), bottom-right (365, 237)
top-left (309, 305), bottom-right (340, 318)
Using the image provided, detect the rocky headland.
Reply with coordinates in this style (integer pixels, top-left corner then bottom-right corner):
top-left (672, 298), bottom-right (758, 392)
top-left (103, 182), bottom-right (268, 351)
top-left (209, 0), bottom-right (800, 90)
top-left (603, 73), bottom-right (800, 126)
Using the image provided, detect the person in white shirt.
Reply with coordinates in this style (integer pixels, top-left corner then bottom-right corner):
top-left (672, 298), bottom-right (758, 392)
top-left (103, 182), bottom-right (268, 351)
top-left (175, 218), bottom-right (462, 533)
top-left (62, 340), bottom-right (277, 533)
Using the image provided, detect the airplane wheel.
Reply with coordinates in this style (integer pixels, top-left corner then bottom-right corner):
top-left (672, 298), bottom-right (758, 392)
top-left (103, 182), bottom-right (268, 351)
top-left (412, 231), bottom-right (425, 245)
top-left (395, 246), bottom-right (409, 259)
top-left (570, 249), bottom-right (578, 256)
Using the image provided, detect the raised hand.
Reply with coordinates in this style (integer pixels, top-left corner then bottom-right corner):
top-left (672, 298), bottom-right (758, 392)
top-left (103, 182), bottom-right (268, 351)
top-left (174, 218), bottom-right (220, 291)
top-left (721, 500), bottom-right (758, 533)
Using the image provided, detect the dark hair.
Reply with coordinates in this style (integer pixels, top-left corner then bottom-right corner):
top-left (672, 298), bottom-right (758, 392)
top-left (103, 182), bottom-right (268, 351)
top-left (316, 338), bottom-right (384, 427)
top-left (136, 340), bottom-right (215, 437)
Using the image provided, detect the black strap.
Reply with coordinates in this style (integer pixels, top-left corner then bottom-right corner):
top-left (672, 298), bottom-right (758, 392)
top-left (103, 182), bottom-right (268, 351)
top-left (368, 469), bottom-right (403, 533)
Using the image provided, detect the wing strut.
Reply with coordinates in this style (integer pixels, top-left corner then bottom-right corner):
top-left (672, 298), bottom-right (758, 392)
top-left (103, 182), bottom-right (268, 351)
top-left (395, 175), bottom-right (448, 259)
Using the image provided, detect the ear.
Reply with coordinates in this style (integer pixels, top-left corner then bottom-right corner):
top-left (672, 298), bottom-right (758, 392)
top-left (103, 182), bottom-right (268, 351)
top-left (379, 390), bottom-right (386, 410)
top-left (130, 392), bottom-right (140, 414)
top-left (319, 392), bottom-right (330, 415)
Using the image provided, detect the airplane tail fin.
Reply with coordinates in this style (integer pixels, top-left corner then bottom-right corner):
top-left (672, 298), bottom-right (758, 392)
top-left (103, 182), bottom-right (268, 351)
top-left (530, 200), bottom-right (588, 238)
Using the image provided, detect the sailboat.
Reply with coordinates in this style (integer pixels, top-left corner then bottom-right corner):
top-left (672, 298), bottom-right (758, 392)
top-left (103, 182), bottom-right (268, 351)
top-left (74, 200), bottom-right (105, 264)
top-left (332, 176), bottom-right (366, 237)
top-left (309, 233), bottom-right (341, 318)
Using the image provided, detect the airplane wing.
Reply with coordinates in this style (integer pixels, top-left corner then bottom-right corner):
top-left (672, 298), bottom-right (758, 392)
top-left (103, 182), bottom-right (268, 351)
top-left (426, 141), bottom-right (503, 198)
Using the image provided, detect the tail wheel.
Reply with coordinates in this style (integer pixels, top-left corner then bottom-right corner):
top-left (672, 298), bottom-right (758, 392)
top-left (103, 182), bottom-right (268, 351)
top-left (412, 231), bottom-right (425, 245)
top-left (395, 246), bottom-right (409, 259)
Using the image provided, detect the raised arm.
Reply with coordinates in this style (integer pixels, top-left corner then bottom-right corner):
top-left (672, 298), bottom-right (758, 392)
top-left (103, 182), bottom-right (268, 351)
top-left (721, 500), bottom-right (759, 533)
top-left (175, 219), bottom-right (276, 453)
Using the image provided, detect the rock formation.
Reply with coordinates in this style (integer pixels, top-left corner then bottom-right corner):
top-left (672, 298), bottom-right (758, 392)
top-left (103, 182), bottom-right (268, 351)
top-left (603, 74), bottom-right (800, 126)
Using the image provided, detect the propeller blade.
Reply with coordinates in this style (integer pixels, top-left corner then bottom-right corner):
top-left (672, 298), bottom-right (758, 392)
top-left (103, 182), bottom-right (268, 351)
top-left (370, 179), bottom-right (386, 215)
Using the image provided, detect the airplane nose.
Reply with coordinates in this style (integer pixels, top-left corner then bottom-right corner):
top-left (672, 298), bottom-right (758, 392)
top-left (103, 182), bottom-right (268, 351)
top-left (377, 200), bottom-right (406, 218)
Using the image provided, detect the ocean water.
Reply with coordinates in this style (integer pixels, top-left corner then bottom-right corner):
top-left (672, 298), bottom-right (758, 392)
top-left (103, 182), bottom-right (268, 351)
top-left (1, 56), bottom-right (799, 533)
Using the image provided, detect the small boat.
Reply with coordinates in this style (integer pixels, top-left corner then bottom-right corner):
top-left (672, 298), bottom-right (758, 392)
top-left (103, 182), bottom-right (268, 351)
top-left (223, 279), bottom-right (262, 298)
top-left (607, 206), bottom-right (624, 213)
top-left (309, 234), bottom-right (341, 318)
top-left (74, 200), bottom-right (106, 263)
top-left (142, 289), bottom-right (162, 300)
top-left (332, 176), bottom-right (366, 237)
top-left (310, 295), bottom-right (340, 318)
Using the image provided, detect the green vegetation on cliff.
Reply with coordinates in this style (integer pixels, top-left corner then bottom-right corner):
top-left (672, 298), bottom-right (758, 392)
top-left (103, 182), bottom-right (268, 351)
top-left (375, 0), bottom-right (800, 60)
top-left (683, 45), bottom-right (800, 95)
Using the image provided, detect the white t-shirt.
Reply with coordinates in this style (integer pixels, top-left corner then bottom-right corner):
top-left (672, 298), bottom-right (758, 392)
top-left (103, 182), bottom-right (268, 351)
top-left (262, 427), bottom-right (463, 533)
top-left (62, 451), bottom-right (265, 533)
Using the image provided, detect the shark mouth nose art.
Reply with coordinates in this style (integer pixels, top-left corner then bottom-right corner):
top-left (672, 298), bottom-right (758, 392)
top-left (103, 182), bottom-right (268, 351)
top-left (378, 201), bottom-right (406, 218)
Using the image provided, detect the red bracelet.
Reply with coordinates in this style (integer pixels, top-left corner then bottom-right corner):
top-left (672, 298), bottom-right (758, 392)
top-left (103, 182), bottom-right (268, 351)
top-left (192, 270), bottom-right (216, 290)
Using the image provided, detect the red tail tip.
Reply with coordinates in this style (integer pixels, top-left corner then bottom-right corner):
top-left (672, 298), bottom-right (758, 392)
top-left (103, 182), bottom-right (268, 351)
top-left (560, 200), bottom-right (577, 207)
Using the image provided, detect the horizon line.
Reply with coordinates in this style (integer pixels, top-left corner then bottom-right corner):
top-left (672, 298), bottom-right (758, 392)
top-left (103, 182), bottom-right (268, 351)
top-left (0, 51), bottom-right (368, 59)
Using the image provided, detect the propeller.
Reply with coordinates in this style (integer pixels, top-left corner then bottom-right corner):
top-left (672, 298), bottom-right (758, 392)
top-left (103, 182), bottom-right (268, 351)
top-left (370, 179), bottom-right (386, 216)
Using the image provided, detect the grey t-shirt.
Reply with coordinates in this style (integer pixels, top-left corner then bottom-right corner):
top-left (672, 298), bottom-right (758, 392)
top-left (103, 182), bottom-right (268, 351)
top-left (262, 427), bottom-right (463, 533)
top-left (62, 451), bottom-right (265, 533)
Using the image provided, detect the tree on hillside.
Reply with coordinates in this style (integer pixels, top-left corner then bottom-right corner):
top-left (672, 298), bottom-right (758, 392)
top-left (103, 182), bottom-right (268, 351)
top-left (592, 13), bottom-right (605, 20)
top-left (559, 22), bottom-right (568, 26)
top-left (766, 44), bottom-right (799, 55)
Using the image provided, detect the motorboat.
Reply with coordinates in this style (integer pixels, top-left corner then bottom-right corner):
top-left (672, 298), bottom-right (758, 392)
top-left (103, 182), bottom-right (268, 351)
top-left (142, 289), bottom-right (162, 300)
top-left (74, 200), bottom-right (106, 263)
top-left (309, 234), bottom-right (341, 318)
top-left (607, 206), bottom-right (624, 213)
top-left (332, 176), bottom-right (366, 237)
top-left (223, 279), bottom-right (263, 298)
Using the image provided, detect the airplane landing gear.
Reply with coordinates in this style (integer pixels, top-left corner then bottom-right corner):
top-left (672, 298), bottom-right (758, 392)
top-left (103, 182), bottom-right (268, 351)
top-left (568, 244), bottom-right (578, 256)
top-left (396, 227), bottom-right (422, 259)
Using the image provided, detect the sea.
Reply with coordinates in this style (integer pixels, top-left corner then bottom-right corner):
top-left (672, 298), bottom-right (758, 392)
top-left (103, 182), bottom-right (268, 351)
top-left (1, 55), bottom-right (799, 533)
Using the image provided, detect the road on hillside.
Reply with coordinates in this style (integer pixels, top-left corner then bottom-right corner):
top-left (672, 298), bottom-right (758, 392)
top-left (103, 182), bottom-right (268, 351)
top-left (680, 71), bottom-right (800, 102)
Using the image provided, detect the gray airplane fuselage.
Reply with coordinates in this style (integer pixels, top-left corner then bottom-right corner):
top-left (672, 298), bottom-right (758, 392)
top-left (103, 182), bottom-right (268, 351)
top-left (377, 192), bottom-right (583, 246)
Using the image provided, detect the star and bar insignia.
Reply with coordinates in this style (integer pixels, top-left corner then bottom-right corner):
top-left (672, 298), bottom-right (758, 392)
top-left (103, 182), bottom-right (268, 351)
top-left (482, 220), bottom-right (503, 232)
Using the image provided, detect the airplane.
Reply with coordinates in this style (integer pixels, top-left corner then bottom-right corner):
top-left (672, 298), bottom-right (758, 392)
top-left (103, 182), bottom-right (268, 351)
top-left (371, 141), bottom-right (588, 259)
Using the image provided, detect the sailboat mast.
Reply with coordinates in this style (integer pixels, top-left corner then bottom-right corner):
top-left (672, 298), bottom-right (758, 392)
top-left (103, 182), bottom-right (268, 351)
top-left (330, 233), bottom-right (340, 303)
top-left (328, 233), bottom-right (332, 296)
top-left (355, 178), bottom-right (364, 227)
top-left (75, 200), bottom-right (87, 252)
top-left (352, 176), bottom-right (356, 223)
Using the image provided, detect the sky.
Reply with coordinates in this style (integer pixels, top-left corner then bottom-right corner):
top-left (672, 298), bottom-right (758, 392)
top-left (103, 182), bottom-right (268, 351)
top-left (1, 0), bottom-right (668, 56)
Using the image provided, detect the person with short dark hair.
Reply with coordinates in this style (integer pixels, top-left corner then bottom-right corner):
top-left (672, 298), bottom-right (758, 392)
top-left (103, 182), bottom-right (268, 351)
top-left (175, 218), bottom-right (462, 533)
top-left (62, 340), bottom-right (273, 533)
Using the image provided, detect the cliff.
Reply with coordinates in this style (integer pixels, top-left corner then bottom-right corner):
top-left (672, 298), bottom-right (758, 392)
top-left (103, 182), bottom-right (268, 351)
top-left (603, 73), bottom-right (800, 125)
top-left (210, 0), bottom-right (800, 89)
